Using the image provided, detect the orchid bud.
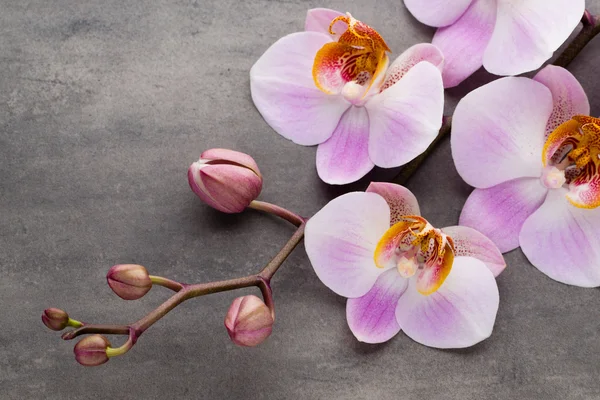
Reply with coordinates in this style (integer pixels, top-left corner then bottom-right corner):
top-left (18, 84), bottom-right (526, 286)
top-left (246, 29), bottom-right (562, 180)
top-left (74, 335), bottom-right (111, 366)
top-left (188, 148), bottom-right (263, 214)
top-left (107, 264), bottom-right (152, 300)
top-left (224, 295), bottom-right (273, 347)
top-left (42, 308), bottom-right (69, 331)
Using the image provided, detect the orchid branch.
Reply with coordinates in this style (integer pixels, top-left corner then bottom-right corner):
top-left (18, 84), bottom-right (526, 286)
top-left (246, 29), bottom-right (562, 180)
top-left (394, 116), bottom-right (452, 185)
top-left (46, 200), bottom-right (306, 365)
top-left (392, 10), bottom-right (600, 186)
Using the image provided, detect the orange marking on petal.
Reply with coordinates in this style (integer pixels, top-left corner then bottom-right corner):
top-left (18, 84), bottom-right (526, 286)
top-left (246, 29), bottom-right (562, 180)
top-left (544, 116), bottom-right (600, 209)
top-left (312, 42), bottom-right (373, 94)
top-left (572, 115), bottom-right (600, 126)
top-left (312, 13), bottom-right (391, 94)
top-left (329, 15), bottom-right (349, 35)
top-left (374, 215), bottom-right (455, 295)
top-left (565, 122), bottom-right (600, 208)
top-left (416, 242), bottom-right (454, 296)
top-left (338, 15), bottom-right (390, 53)
top-left (542, 119), bottom-right (580, 167)
top-left (373, 220), bottom-right (414, 269)
top-left (361, 51), bottom-right (388, 98)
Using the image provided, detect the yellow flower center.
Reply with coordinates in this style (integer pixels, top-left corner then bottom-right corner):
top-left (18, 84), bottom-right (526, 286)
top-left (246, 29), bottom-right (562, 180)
top-left (542, 115), bottom-right (600, 208)
top-left (373, 215), bottom-right (455, 295)
top-left (312, 13), bottom-right (390, 97)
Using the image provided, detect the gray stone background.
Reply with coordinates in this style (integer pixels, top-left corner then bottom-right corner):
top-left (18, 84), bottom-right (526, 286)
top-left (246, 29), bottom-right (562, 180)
top-left (2, 1), bottom-right (600, 399)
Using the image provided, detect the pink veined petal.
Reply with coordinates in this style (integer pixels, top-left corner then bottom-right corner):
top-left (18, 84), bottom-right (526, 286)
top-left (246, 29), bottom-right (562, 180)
top-left (533, 65), bottom-right (591, 136)
top-left (459, 178), bottom-right (548, 253)
top-left (304, 8), bottom-right (346, 38)
top-left (432, 0), bottom-right (497, 88)
top-left (380, 43), bottom-right (444, 91)
top-left (520, 188), bottom-right (600, 288)
top-left (483, 0), bottom-right (585, 76)
top-left (366, 182), bottom-right (421, 224)
top-left (442, 225), bottom-right (506, 277)
top-left (250, 32), bottom-right (350, 146)
top-left (451, 77), bottom-right (552, 188)
top-left (346, 269), bottom-right (408, 343)
top-left (404, 0), bottom-right (474, 27)
top-left (316, 106), bottom-right (374, 185)
top-left (396, 256), bottom-right (499, 349)
top-left (304, 192), bottom-right (391, 298)
top-left (366, 61), bottom-right (443, 168)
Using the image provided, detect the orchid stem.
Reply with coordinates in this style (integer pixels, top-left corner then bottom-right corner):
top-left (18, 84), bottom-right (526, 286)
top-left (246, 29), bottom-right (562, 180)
top-left (248, 200), bottom-right (305, 226)
top-left (150, 276), bottom-right (184, 292)
top-left (553, 11), bottom-right (600, 68)
top-left (61, 221), bottom-right (305, 342)
top-left (106, 331), bottom-right (135, 358)
top-left (259, 223), bottom-right (305, 280)
top-left (393, 10), bottom-right (600, 186)
top-left (393, 117), bottom-right (452, 185)
top-left (62, 324), bottom-right (130, 339)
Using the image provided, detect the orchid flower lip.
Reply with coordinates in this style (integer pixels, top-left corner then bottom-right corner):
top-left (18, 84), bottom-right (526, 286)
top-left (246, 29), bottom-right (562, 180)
top-left (542, 115), bottom-right (600, 208)
top-left (312, 12), bottom-right (391, 97)
top-left (374, 214), bottom-right (455, 296)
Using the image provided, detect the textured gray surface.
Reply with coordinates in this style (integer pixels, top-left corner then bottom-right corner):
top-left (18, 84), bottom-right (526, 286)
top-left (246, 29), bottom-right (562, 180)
top-left (3, 1), bottom-right (600, 399)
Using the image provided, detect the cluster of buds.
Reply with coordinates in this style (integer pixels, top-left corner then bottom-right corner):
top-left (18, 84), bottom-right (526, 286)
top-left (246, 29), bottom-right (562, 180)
top-left (41, 308), bottom-right (112, 366)
top-left (42, 149), bottom-right (289, 366)
top-left (42, 264), bottom-right (151, 366)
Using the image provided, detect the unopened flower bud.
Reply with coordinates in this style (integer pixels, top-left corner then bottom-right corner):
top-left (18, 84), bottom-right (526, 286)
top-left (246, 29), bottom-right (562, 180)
top-left (107, 264), bottom-right (152, 300)
top-left (224, 295), bottom-right (274, 347)
top-left (74, 335), bottom-right (111, 366)
top-left (42, 308), bottom-right (69, 331)
top-left (188, 148), bottom-right (263, 213)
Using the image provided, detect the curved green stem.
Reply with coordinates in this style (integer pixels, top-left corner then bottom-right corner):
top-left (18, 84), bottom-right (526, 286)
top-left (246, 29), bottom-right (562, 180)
top-left (67, 318), bottom-right (83, 328)
top-left (106, 330), bottom-right (135, 358)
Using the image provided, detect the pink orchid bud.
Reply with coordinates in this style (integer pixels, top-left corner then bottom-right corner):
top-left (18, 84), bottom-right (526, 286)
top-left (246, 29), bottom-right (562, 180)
top-left (42, 308), bottom-right (69, 331)
top-left (106, 264), bottom-right (152, 300)
top-left (224, 295), bottom-right (273, 347)
top-left (188, 148), bottom-right (263, 213)
top-left (74, 335), bottom-right (111, 366)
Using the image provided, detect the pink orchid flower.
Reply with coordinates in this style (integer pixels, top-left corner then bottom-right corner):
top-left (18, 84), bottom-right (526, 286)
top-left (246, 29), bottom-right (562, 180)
top-left (304, 182), bottom-right (505, 347)
top-left (404, 0), bottom-right (585, 88)
top-left (250, 8), bottom-right (444, 185)
top-left (452, 64), bottom-right (600, 287)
